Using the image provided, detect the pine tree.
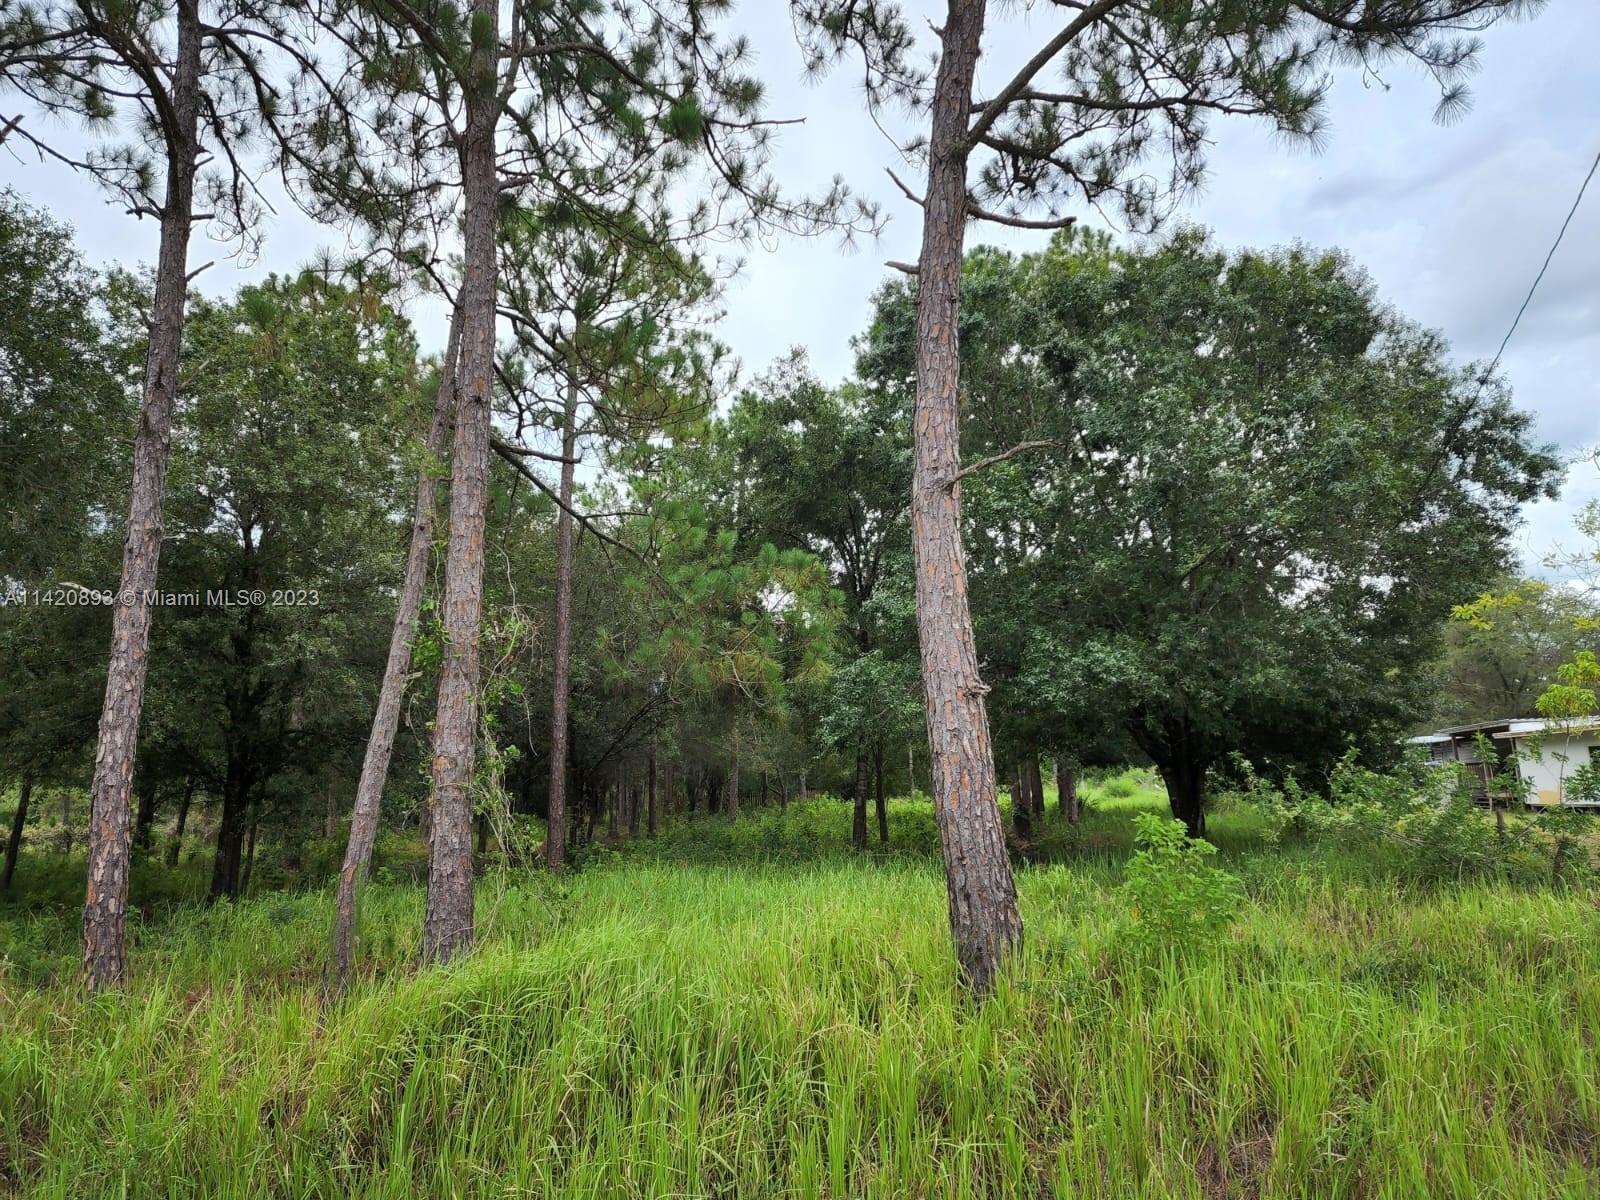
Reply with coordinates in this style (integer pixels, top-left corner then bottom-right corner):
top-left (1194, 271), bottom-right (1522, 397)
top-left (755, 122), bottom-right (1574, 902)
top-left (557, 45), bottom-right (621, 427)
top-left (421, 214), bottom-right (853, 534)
top-left (792, 0), bottom-right (1548, 996)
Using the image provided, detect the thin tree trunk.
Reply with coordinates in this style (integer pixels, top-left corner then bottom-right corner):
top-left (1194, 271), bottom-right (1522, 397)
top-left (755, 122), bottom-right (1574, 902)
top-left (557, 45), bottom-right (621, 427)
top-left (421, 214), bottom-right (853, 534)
top-left (1056, 756), bottom-right (1078, 826)
top-left (1026, 754), bottom-right (1045, 821)
top-left (607, 781), bottom-right (618, 839)
top-left (544, 364), bottom-right (580, 871)
top-left (874, 743), bottom-right (888, 844)
top-left (852, 750), bottom-right (869, 850)
top-left (2, 779), bottom-right (32, 890)
top-left (133, 775), bottom-right (159, 855)
top-left (1011, 762), bottom-right (1031, 838)
top-left (760, 771), bottom-right (768, 808)
top-left (647, 745), bottom-right (658, 836)
top-left (727, 744), bottom-right (740, 823)
top-left (82, 0), bottom-right (202, 991)
top-left (166, 776), bottom-right (195, 867)
top-left (908, 743), bottom-right (916, 796)
top-left (239, 805), bottom-right (259, 897)
top-left (324, 779), bottom-right (338, 840)
top-left (628, 777), bottom-right (642, 838)
top-left (59, 789), bottom-right (71, 856)
top-left (421, 0), bottom-right (499, 967)
top-left (210, 775), bottom-right (249, 901)
top-left (909, 0), bottom-right (1021, 996)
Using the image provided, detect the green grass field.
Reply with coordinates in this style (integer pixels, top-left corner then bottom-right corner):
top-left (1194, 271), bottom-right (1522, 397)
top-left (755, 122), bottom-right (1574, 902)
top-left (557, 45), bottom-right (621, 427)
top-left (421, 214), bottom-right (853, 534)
top-left (3, 776), bottom-right (1598, 1198)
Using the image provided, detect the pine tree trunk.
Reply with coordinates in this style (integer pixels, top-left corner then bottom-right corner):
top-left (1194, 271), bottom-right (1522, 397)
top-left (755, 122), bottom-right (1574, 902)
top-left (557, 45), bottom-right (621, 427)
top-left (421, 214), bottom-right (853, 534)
top-left (2, 779), bottom-right (32, 890)
top-left (910, 0), bottom-right (1022, 995)
top-left (607, 782), bottom-right (618, 839)
top-left (82, 0), bottom-right (202, 991)
top-left (726, 747), bottom-right (740, 823)
top-left (59, 790), bottom-right (71, 856)
top-left (545, 366), bottom-right (579, 871)
top-left (628, 778), bottom-right (642, 838)
top-left (1056, 757), bottom-right (1078, 826)
top-left (852, 751), bottom-right (869, 851)
top-left (421, 0), bottom-right (499, 967)
top-left (874, 743), bottom-right (888, 845)
top-left (647, 745), bottom-right (658, 836)
top-left (166, 776), bottom-right (194, 868)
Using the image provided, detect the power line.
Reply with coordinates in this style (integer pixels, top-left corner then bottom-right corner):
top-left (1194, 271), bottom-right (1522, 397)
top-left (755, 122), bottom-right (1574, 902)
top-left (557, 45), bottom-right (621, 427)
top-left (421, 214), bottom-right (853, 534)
top-left (1480, 140), bottom-right (1600, 383)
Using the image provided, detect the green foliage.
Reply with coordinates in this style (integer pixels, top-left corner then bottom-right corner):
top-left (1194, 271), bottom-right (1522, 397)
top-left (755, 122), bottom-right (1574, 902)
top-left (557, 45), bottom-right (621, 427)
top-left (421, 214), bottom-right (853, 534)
top-left (1438, 579), bottom-right (1599, 723)
top-left (1230, 750), bottom-right (1593, 886)
top-left (1117, 813), bottom-right (1243, 950)
top-left (8, 794), bottom-right (1600, 1196)
top-left (859, 226), bottom-right (1561, 822)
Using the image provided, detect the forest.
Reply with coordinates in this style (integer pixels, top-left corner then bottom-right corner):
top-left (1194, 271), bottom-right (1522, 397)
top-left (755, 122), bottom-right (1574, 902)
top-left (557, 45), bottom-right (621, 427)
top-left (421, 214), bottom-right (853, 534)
top-left (2, 1), bottom-right (1598, 1197)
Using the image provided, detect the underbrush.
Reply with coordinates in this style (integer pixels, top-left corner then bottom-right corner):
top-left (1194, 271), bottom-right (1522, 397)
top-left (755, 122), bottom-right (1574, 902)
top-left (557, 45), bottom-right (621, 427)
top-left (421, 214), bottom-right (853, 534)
top-left (3, 775), bottom-right (1598, 1197)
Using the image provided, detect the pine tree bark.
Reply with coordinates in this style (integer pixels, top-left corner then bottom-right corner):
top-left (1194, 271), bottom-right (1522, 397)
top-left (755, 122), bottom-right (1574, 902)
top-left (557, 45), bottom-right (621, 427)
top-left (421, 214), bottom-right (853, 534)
top-left (421, 0), bottom-right (499, 967)
top-left (726, 746), bottom-right (740, 823)
top-left (909, 0), bottom-right (1022, 996)
top-left (81, 0), bottom-right (202, 991)
top-left (544, 365), bottom-right (580, 871)
top-left (2, 779), bottom-right (32, 890)
top-left (166, 776), bottom-right (194, 867)
top-left (335, 313), bottom-right (458, 981)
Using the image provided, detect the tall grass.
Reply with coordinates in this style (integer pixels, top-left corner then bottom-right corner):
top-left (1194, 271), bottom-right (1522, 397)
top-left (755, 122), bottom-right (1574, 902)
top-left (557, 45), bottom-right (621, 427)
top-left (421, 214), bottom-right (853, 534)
top-left (2, 783), bottom-right (1597, 1197)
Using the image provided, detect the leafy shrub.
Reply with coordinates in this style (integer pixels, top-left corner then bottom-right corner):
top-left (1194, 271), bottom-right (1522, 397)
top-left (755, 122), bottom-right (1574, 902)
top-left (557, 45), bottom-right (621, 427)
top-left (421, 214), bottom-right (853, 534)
top-left (1232, 750), bottom-right (1576, 886)
top-left (1117, 812), bottom-right (1243, 949)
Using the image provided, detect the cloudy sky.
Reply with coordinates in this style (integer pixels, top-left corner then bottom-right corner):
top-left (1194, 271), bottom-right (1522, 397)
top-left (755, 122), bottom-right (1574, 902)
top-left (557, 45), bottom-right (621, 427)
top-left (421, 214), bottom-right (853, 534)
top-left (5, 1), bottom-right (1597, 577)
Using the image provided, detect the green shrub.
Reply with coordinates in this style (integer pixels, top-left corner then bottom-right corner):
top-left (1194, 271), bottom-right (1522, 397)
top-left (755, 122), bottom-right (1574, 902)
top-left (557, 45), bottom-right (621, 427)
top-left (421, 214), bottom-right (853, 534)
top-left (1117, 812), bottom-right (1243, 949)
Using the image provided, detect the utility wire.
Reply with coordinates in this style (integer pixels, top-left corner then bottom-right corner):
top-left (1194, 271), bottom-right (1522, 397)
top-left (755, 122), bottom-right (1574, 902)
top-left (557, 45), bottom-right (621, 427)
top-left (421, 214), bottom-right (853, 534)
top-left (1480, 140), bottom-right (1600, 383)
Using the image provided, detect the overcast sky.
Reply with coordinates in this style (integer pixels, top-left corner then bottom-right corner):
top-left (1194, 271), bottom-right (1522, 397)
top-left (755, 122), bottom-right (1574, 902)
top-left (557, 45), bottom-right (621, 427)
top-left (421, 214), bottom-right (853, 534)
top-left (5, 2), bottom-right (1596, 578)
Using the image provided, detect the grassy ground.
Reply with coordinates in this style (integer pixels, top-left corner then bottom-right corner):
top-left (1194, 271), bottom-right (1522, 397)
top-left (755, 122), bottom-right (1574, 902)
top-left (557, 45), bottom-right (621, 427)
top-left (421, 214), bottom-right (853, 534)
top-left (2, 776), bottom-right (1598, 1198)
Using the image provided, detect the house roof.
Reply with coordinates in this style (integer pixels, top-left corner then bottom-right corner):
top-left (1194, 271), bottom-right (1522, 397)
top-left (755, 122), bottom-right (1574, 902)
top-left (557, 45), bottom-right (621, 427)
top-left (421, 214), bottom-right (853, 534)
top-left (1491, 718), bottom-right (1600, 740)
top-left (1407, 718), bottom-right (1518, 742)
